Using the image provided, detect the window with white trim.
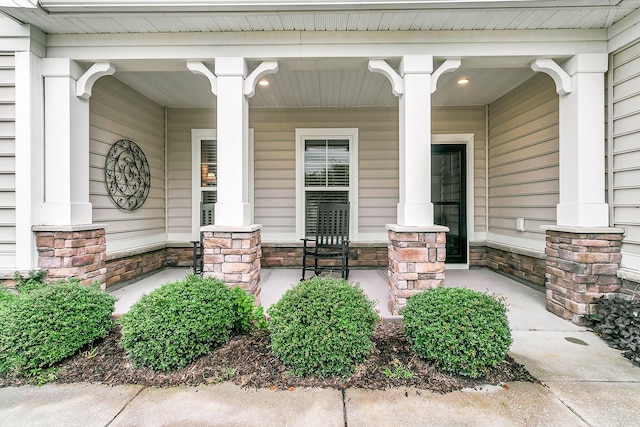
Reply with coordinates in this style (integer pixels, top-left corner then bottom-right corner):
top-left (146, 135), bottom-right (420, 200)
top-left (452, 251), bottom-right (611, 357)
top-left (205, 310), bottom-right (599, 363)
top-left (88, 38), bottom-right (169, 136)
top-left (296, 128), bottom-right (358, 239)
top-left (191, 130), bottom-right (217, 239)
top-left (191, 129), bottom-right (254, 238)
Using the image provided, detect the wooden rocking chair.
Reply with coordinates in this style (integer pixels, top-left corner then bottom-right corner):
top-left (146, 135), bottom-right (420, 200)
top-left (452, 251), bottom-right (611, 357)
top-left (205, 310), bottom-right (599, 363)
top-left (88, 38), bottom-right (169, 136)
top-left (191, 203), bottom-right (215, 275)
top-left (301, 202), bottom-right (350, 280)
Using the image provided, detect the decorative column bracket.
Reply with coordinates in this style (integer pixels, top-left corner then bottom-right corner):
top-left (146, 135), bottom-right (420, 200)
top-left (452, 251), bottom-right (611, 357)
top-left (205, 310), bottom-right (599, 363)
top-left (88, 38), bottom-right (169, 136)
top-left (187, 61), bottom-right (218, 95)
top-left (368, 59), bottom-right (404, 96)
top-left (531, 58), bottom-right (572, 96)
top-left (431, 59), bottom-right (461, 94)
top-left (188, 60), bottom-right (279, 99)
top-left (244, 61), bottom-right (279, 98)
top-left (76, 63), bottom-right (115, 100)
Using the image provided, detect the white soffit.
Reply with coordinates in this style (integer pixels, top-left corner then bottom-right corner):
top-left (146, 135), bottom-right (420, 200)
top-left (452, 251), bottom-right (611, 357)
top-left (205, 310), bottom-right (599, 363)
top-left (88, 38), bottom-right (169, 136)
top-left (2, 1), bottom-right (640, 33)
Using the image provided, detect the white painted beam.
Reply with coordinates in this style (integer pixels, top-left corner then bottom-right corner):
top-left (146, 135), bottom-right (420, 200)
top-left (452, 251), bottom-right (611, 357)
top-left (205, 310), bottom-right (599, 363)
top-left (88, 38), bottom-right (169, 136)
top-left (41, 58), bottom-right (93, 226)
top-left (555, 53), bottom-right (609, 227)
top-left (214, 57), bottom-right (251, 226)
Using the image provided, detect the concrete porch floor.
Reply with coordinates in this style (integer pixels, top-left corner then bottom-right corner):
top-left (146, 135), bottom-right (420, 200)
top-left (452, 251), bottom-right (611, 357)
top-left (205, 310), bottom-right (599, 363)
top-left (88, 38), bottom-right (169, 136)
top-left (110, 266), bottom-right (560, 332)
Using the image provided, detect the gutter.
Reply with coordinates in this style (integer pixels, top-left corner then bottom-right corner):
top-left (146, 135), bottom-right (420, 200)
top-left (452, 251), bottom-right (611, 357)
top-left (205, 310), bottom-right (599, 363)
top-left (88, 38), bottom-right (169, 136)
top-left (35, 0), bottom-right (619, 14)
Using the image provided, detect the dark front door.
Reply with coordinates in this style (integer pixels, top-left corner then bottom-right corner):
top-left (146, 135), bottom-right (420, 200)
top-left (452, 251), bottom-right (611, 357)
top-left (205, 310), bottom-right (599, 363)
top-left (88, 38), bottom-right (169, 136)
top-left (432, 144), bottom-right (467, 264)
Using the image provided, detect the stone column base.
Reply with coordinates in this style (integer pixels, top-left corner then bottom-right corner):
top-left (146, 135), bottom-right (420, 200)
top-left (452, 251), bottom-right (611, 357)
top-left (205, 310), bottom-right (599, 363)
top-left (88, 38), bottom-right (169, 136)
top-left (202, 224), bottom-right (262, 306)
top-left (387, 224), bottom-right (448, 315)
top-left (544, 225), bottom-right (625, 325)
top-left (32, 224), bottom-right (107, 287)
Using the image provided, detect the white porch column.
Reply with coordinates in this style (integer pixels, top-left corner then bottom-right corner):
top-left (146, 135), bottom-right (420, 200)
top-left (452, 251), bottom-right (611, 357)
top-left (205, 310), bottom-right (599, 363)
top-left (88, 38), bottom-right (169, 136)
top-left (396, 55), bottom-right (434, 226)
top-left (14, 51), bottom-right (42, 269)
top-left (40, 58), bottom-right (92, 225)
top-left (214, 57), bottom-right (251, 226)
top-left (557, 54), bottom-right (609, 227)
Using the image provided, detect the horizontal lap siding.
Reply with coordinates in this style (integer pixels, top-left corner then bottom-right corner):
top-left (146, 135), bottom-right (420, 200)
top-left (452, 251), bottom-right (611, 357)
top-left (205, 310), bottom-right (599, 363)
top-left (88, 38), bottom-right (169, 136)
top-left (488, 73), bottom-right (559, 251)
top-left (612, 42), bottom-right (640, 271)
top-left (166, 106), bottom-right (485, 242)
top-left (433, 106), bottom-right (487, 236)
top-left (252, 107), bottom-right (399, 240)
top-left (90, 77), bottom-right (165, 251)
top-left (166, 108), bottom-right (215, 236)
top-left (0, 54), bottom-right (15, 267)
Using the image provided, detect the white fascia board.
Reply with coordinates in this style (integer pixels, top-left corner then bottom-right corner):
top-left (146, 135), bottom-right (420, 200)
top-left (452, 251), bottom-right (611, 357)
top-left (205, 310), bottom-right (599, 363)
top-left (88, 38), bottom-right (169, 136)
top-left (608, 7), bottom-right (640, 53)
top-left (45, 29), bottom-right (607, 61)
top-left (39, 0), bottom-right (613, 13)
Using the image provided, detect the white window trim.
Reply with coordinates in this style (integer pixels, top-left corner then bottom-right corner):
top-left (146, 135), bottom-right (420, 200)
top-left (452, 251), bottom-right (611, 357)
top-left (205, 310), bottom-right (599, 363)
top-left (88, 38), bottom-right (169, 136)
top-left (295, 128), bottom-right (358, 241)
top-left (432, 133), bottom-right (475, 269)
top-left (191, 129), bottom-right (254, 240)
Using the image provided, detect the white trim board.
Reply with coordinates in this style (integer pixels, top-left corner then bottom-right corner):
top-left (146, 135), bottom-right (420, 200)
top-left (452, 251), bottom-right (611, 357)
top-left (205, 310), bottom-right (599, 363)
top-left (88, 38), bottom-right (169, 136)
top-left (295, 127), bottom-right (359, 241)
top-left (432, 133), bottom-right (475, 269)
top-left (191, 128), bottom-right (255, 239)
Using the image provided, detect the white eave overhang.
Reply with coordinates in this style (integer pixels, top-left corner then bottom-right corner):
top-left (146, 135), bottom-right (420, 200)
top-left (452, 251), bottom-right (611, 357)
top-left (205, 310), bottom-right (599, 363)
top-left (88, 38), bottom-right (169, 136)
top-left (35, 0), bottom-right (619, 13)
top-left (0, 0), bottom-right (37, 7)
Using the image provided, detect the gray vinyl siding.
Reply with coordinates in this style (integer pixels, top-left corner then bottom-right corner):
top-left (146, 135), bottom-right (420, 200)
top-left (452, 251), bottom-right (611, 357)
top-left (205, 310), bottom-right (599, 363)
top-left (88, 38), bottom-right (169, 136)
top-left (89, 76), bottom-right (166, 251)
top-left (166, 108), bottom-right (216, 237)
top-left (0, 54), bottom-right (15, 267)
top-left (252, 107), bottom-right (399, 239)
top-left (487, 73), bottom-right (559, 250)
top-left (166, 106), bottom-right (486, 242)
top-left (611, 41), bottom-right (640, 271)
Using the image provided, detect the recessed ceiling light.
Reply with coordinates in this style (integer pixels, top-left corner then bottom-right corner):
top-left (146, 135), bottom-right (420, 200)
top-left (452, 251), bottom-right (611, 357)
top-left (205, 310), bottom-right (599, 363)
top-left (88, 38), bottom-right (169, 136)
top-left (457, 77), bottom-right (470, 86)
top-left (258, 79), bottom-right (270, 87)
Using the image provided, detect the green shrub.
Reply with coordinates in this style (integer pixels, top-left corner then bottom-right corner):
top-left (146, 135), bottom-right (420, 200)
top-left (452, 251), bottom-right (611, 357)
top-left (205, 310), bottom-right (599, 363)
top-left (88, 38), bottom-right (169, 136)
top-left (120, 275), bottom-right (238, 371)
top-left (0, 280), bottom-right (115, 376)
top-left (403, 287), bottom-right (512, 378)
top-left (0, 287), bottom-right (15, 306)
top-left (230, 286), bottom-right (267, 333)
top-left (267, 276), bottom-right (378, 377)
top-left (14, 270), bottom-right (48, 294)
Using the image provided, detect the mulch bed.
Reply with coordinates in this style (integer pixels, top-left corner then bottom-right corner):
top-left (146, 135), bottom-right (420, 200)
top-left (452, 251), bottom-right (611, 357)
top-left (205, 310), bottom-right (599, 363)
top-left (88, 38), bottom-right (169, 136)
top-left (0, 322), bottom-right (535, 393)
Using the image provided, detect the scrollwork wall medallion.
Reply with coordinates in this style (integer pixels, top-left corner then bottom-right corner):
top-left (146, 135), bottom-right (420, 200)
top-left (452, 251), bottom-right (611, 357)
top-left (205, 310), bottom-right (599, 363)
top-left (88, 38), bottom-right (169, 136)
top-left (104, 139), bottom-right (151, 211)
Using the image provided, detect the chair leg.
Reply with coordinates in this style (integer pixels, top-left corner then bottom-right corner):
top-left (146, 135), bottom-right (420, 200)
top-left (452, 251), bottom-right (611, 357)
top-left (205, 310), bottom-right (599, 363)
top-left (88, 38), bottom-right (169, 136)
top-left (301, 252), bottom-right (307, 281)
top-left (191, 241), bottom-right (199, 275)
top-left (314, 251), bottom-right (320, 276)
top-left (342, 245), bottom-right (349, 280)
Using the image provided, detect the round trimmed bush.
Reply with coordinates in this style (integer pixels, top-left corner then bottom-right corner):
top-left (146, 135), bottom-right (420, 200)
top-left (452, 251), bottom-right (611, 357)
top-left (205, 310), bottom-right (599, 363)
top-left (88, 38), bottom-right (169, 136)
top-left (120, 276), bottom-right (238, 371)
top-left (267, 276), bottom-right (378, 377)
top-left (403, 287), bottom-right (512, 378)
top-left (0, 280), bottom-right (115, 376)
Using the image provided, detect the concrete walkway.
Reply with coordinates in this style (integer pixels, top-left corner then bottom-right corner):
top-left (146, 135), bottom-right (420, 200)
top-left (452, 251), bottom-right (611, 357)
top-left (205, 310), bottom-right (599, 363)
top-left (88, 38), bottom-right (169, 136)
top-left (1, 268), bottom-right (639, 426)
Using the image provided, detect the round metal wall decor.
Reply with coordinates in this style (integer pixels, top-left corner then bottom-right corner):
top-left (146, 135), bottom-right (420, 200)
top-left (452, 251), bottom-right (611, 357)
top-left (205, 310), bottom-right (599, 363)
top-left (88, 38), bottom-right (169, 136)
top-left (104, 139), bottom-right (151, 211)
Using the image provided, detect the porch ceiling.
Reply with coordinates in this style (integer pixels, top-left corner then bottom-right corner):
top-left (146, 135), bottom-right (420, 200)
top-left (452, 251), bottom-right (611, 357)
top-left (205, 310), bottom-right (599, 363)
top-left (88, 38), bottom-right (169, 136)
top-left (111, 58), bottom-right (537, 108)
top-left (3, 0), bottom-right (625, 107)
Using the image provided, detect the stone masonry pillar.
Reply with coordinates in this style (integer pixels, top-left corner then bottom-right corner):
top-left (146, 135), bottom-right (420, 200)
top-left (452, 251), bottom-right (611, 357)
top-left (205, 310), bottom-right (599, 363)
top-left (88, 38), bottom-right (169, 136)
top-left (33, 225), bottom-right (107, 287)
top-left (387, 225), bottom-right (448, 315)
top-left (203, 225), bottom-right (262, 306)
top-left (544, 226), bottom-right (624, 325)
